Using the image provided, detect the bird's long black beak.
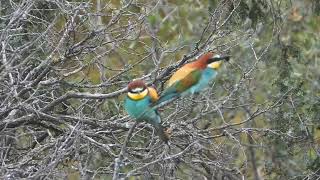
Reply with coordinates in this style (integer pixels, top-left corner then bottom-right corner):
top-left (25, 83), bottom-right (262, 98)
top-left (207, 55), bottom-right (231, 64)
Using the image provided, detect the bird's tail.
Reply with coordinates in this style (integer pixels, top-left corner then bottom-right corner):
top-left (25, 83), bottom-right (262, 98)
top-left (156, 93), bottom-right (179, 105)
top-left (154, 84), bottom-right (181, 106)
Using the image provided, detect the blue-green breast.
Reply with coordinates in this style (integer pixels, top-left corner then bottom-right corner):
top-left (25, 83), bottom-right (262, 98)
top-left (124, 96), bottom-right (160, 125)
top-left (184, 68), bottom-right (217, 95)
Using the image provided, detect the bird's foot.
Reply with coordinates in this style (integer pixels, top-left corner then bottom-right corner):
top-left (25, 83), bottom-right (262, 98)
top-left (161, 126), bottom-right (173, 143)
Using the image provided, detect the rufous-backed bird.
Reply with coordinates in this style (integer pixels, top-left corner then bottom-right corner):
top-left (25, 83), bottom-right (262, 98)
top-left (124, 80), bottom-right (171, 142)
top-left (158, 52), bottom-right (229, 103)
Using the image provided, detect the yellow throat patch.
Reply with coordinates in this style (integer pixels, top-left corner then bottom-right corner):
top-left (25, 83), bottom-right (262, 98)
top-left (128, 89), bottom-right (148, 100)
top-left (208, 61), bottom-right (222, 69)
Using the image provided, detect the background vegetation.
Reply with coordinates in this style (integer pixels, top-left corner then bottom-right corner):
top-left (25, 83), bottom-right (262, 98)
top-left (0, 0), bottom-right (319, 179)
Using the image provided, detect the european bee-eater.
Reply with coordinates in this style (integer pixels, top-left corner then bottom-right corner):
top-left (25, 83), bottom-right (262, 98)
top-left (124, 80), bottom-right (170, 142)
top-left (158, 52), bottom-right (229, 103)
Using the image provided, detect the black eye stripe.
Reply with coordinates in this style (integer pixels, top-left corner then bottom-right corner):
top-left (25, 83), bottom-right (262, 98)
top-left (129, 87), bottom-right (146, 93)
top-left (207, 56), bottom-right (230, 64)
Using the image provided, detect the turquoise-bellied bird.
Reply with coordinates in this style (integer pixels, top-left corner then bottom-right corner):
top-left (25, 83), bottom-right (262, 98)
top-left (124, 80), bottom-right (170, 141)
top-left (158, 52), bottom-right (229, 103)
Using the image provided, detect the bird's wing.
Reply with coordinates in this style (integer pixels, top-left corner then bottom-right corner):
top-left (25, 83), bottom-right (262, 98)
top-left (167, 65), bottom-right (197, 87)
top-left (172, 69), bottom-right (202, 92)
top-left (147, 87), bottom-right (159, 102)
top-left (157, 69), bottom-right (202, 104)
